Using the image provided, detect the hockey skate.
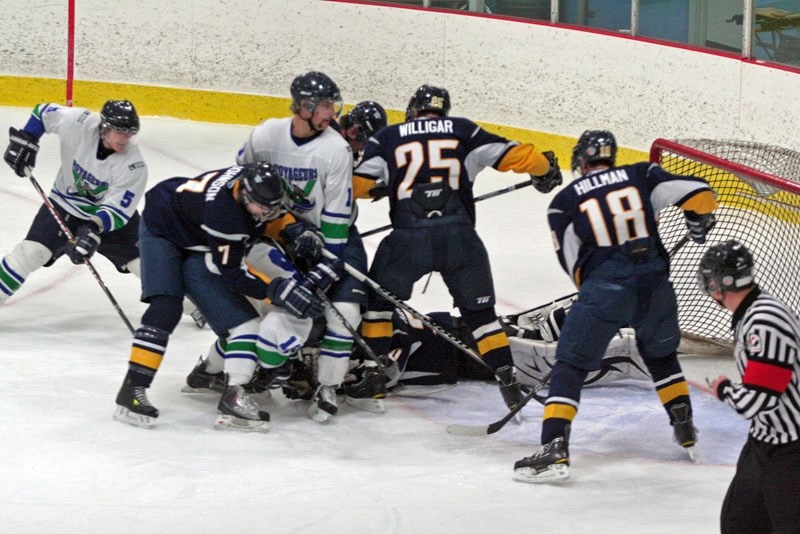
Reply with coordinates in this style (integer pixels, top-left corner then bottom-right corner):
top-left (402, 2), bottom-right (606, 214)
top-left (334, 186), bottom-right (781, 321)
top-left (344, 366), bottom-right (387, 414)
top-left (496, 365), bottom-right (526, 414)
top-left (182, 356), bottom-right (225, 393)
top-left (307, 384), bottom-right (338, 423)
top-left (513, 428), bottom-right (571, 483)
top-left (113, 375), bottom-right (159, 429)
top-left (243, 362), bottom-right (294, 394)
top-left (215, 378), bottom-right (270, 432)
top-left (670, 403), bottom-right (698, 461)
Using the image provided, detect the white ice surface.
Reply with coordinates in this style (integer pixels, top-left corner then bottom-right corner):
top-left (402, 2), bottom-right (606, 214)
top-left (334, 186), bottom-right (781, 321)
top-left (0, 107), bottom-right (745, 533)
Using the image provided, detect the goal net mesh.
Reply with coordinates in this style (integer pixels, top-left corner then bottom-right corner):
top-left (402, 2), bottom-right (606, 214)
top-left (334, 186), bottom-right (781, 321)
top-left (650, 139), bottom-right (800, 351)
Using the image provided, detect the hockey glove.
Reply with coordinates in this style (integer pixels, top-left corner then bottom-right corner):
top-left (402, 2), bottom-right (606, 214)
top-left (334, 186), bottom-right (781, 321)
top-left (65, 222), bottom-right (102, 264)
top-left (368, 181), bottom-right (389, 202)
top-left (306, 258), bottom-right (343, 293)
top-left (280, 221), bottom-right (324, 265)
top-left (266, 276), bottom-right (325, 320)
top-left (4, 127), bottom-right (40, 178)
top-left (529, 151), bottom-right (563, 194)
top-left (684, 211), bottom-right (715, 244)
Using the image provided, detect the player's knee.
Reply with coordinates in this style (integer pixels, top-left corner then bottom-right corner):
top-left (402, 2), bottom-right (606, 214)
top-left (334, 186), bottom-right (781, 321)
top-left (229, 317), bottom-right (261, 339)
top-left (141, 294), bottom-right (184, 333)
top-left (6, 240), bottom-right (51, 275)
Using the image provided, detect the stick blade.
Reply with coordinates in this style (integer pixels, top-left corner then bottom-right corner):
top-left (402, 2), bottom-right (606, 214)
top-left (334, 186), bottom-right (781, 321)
top-left (446, 423), bottom-right (490, 436)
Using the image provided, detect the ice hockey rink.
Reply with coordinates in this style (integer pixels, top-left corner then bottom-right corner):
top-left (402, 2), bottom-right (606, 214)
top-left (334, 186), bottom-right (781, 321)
top-left (0, 106), bottom-right (746, 533)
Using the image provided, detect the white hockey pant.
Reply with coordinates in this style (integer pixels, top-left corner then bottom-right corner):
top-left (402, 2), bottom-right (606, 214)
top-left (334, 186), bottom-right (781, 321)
top-left (318, 301), bottom-right (361, 387)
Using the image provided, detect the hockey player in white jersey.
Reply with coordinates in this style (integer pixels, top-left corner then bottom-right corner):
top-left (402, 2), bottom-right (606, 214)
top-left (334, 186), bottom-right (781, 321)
top-left (235, 71), bottom-right (359, 422)
top-left (1, 100), bottom-right (146, 305)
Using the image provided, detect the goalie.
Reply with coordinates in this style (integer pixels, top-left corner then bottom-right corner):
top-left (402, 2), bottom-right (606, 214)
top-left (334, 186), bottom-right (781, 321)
top-left (283, 295), bottom-right (653, 407)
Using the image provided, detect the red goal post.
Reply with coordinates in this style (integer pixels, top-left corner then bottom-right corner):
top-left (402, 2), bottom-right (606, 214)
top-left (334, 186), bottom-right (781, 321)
top-left (650, 138), bottom-right (800, 350)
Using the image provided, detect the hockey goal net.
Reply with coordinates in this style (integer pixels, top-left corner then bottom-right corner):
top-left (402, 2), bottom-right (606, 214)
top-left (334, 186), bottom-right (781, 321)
top-left (650, 138), bottom-right (800, 351)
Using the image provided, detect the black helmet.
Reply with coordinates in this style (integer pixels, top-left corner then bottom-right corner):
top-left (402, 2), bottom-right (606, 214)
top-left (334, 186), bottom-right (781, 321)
top-left (290, 71), bottom-right (342, 115)
top-left (342, 100), bottom-right (388, 142)
top-left (697, 240), bottom-right (755, 295)
top-left (405, 84), bottom-right (451, 121)
top-left (100, 100), bottom-right (140, 134)
top-left (238, 162), bottom-right (285, 211)
top-left (571, 130), bottom-right (617, 175)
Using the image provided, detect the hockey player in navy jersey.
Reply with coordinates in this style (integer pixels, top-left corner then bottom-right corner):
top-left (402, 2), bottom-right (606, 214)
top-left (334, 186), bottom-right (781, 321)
top-left (352, 84), bottom-right (563, 413)
top-left (513, 130), bottom-right (718, 483)
top-left (1, 100), bottom-right (146, 305)
top-left (113, 162), bottom-right (334, 430)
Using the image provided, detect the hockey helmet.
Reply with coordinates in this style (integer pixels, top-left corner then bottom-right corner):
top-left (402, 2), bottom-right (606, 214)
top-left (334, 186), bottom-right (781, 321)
top-left (696, 240), bottom-right (755, 295)
top-left (100, 100), bottom-right (140, 135)
top-left (571, 130), bottom-right (617, 175)
top-left (342, 100), bottom-right (388, 142)
top-left (405, 84), bottom-right (451, 121)
top-left (237, 162), bottom-right (285, 220)
top-left (290, 71), bottom-right (343, 116)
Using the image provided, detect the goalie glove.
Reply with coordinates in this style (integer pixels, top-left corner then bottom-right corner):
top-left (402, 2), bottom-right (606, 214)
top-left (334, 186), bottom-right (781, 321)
top-left (529, 151), bottom-right (563, 194)
top-left (4, 127), bottom-right (40, 178)
top-left (266, 277), bottom-right (325, 319)
top-left (65, 222), bottom-right (102, 264)
top-left (280, 221), bottom-right (324, 265)
top-left (306, 258), bottom-right (343, 293)
top-left (684, 211), bottom-right (715, 244)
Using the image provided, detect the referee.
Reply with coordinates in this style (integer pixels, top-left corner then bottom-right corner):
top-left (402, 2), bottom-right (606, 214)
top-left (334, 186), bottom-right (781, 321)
top-left (699, 240), bottom-right (800, 534)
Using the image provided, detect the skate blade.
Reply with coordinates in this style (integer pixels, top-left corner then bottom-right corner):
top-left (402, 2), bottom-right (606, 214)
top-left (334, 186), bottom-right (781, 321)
top-left (684, 446), bottom-right (696, 462)
top-left (214, 414), bottom-right (269, 432)
top-left (181, 385), bottom-right (222, 394)
top-left (307, 404), bottom-right (335, 423)
top-left (345, 396), bottom-right (386, 414)
top-left (513, 464), bottom-right (570, 484)
top-left (113, 406), bottom-right (156, 429)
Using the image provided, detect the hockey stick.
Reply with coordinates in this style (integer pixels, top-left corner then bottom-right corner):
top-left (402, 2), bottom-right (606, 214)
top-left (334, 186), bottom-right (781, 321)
top-left (360, 179), bottom-right (534, 238)
top-left (26, 172), bottom-right (135, 334)
top-left (446, 371), bottom-right (552, 436)
top-left (321, 249), bottom-right (498, 377)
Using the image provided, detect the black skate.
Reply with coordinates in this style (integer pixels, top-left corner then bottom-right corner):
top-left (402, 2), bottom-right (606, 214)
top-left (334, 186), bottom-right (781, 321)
top-left (496, 365), bottom-right (525, 411)
top-left (281, 360), bottom-right (317, 401)
top-left (243, 362), bottom-right (294, 394)
top-left (344, 366), bottom-right (387, 414)
top-left (216, 378), bottom-right (270, 432)
top-left (113, 375), bottom-right (159, 429)
top-left (513, 427), bottom-right (571, 483)
top-left (670, 403), bottom-right (698, 460)
top-left (307, 384), bottom-right (338, 423)
top-left (182, 356), bottom-right (225, 393)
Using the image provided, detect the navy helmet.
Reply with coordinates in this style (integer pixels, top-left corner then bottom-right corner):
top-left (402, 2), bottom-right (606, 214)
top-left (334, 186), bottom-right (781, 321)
top-left (290, 71), bottom-right (343, 115)
top-left (342, 100), bottom-right (388, 141)
top-left (100, 100), bottom-right (140, 135)
top-left (571, 130), bottom-right (617, 175)
top-left (405, 84), bottom-right (450, 121)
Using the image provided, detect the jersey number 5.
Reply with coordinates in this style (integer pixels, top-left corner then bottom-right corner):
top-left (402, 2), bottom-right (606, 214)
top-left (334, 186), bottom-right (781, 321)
top-left (394, 139), bottom-right (461, 200)
top-left (579, 186), bottom-right (649, 246)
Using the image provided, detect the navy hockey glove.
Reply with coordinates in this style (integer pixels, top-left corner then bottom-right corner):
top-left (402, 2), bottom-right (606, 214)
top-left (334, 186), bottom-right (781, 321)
top-left (280, 221), bottom-right (324, 265)
top-left (684, 211), bottom-right (715, 244)
top-left (266, 277), bottom-right (325, 320)
top-left (368, 181), bottom-right (389, 202)
top-left (530, 151), bottom-right (563, 194)
top-left (4, 127), bottom-right (40, 178)
top-left (306, 258), bottom-right (343, 293)
top-left (65, 222), bottom-right (102, 264)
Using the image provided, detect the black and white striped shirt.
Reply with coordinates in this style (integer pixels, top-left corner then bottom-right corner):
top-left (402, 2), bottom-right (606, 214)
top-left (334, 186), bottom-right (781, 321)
top-left (720, 286), bottom-right (800, 445)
